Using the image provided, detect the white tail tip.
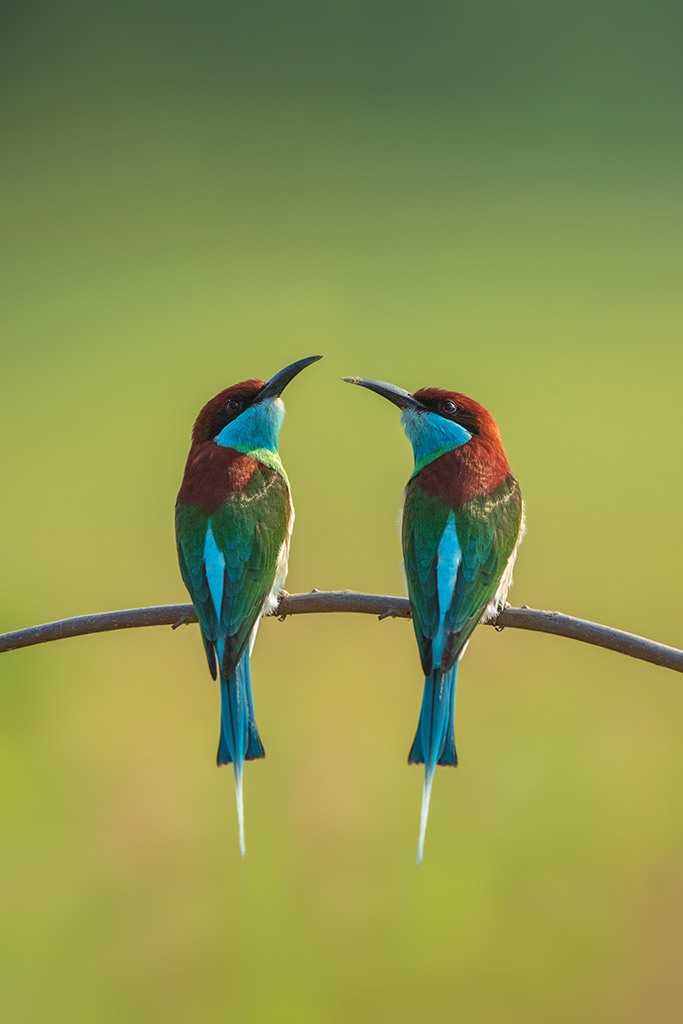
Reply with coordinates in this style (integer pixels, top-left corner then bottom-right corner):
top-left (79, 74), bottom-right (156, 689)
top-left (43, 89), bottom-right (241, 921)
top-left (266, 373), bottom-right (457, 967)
top-left (416, 768), bottom-right (435, 866)
top-left (234, 770), bottom-right (246, 858)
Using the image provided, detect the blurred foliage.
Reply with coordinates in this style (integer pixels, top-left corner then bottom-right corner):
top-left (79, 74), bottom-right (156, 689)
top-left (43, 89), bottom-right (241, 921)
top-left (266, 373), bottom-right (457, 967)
top-left (1, 2), bottom-right (682, 1022)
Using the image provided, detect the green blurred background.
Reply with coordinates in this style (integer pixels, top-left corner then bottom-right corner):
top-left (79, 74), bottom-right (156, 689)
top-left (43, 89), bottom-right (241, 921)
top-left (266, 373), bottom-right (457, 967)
top-left (1, 2), bottom-right (683, 1021)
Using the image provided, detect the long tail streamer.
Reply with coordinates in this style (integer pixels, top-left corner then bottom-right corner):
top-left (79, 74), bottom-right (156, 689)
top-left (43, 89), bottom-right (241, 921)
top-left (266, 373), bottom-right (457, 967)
top-left (216, 643), bottom-right (264, 856)
top-left (409, 663), bottom-right (458, 865)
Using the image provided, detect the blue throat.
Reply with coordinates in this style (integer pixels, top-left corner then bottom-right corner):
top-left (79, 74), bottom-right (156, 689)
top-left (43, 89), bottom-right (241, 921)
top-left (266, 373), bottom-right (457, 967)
top-left (401, 408), bottom-right (472, 473)
top-left (214, 397), bottom-right (285, 453)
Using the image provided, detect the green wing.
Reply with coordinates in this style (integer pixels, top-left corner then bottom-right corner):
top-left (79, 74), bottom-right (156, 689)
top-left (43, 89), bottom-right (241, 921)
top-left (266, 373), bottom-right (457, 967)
top-left (176, 465), bottom-right (290, 676)
top-left (402, 476), bottom-right (522, 675)
top-left (445, 478), bottom-right (522, 646)
top-left (402, 483), bottom-right (451, 674)
top-left (176, 502), bottom-right (218, 674)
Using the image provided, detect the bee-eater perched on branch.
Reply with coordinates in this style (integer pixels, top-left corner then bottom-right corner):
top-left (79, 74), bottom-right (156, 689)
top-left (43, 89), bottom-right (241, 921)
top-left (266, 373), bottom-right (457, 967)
top-left (176, 356), bottom-right (321, 855)
top-left (343, 376), bottom-right (524, 864)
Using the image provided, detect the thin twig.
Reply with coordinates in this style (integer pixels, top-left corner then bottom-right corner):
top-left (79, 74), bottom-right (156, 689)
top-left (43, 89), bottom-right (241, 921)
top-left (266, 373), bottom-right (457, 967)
top-left (0, 592), bottom-right (681, 674)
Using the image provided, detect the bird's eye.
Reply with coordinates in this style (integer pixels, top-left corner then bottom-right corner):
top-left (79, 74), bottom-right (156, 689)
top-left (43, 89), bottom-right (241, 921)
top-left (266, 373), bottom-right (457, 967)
top-left (441, 400), bottom-right (456, 414)
top-left (226, 399), bottom-right (240, 412)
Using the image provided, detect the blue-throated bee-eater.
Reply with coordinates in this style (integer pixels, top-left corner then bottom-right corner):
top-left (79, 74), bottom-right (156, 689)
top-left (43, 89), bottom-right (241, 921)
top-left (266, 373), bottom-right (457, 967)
top-left (343, 376), bottom-right (524, 863)
top-left (176, 356), bottom-right (321, 855)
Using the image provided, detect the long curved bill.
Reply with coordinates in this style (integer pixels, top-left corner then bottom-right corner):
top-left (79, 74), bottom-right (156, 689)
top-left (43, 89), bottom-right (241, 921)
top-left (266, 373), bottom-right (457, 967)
top-left (258, 355), bottom-right (322, 400)
top-left (342, 376), bottom-right (428, 411)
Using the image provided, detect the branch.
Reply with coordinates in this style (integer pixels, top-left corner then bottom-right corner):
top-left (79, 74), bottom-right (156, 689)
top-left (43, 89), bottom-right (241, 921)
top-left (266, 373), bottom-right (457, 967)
top-left (0, 591), bottom-right (681, 674)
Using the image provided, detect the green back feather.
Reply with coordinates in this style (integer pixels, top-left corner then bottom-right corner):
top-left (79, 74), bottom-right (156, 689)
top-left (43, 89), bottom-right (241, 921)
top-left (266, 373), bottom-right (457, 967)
top-left (176, 464), bottom-right (290, 672)
top-left (402, 476), bottom-right (522, 671)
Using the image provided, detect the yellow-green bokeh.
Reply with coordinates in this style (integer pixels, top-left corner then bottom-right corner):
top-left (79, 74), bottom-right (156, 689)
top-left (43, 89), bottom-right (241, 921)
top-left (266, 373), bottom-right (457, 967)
top-left (1, 4), bottom-right (683, 1021)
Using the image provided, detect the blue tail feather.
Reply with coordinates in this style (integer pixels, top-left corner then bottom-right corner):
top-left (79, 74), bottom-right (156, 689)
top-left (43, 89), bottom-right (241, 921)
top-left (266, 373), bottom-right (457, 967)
top-left (244, 656), bottom-right (265, 760)
top-left (408, 663), bottom-right (458, 769)
top-left (408, 663), bottom-right (458, 864)
top-left (216, 647), bottom-right (265, 767)
top-left (215, 643), bottom-right (264, 856)
top-left (440, 666), bottom-right (458, 768)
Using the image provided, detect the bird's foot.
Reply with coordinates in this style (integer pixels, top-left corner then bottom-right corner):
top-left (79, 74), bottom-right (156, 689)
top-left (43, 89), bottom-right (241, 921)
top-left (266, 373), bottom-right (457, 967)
top-left (171, 614), bottom-right (190, 630)
top-left (276, 589), bottom-right (290, 621)
top-left (493, 601), bottom-right (513, 632)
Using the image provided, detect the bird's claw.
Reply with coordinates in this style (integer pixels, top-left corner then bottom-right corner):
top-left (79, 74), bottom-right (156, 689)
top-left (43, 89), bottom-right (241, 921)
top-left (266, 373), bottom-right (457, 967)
top-left (493, 601), bottom-right (512, 631)
top-left (171, 615), bottom-right (190, 630)
top-left (273, 589), bottom-right (290, 621)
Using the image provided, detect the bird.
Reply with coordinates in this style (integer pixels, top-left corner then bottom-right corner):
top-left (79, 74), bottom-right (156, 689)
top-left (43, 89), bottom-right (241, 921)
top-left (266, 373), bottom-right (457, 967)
top-left (176, 356), bottom-right (321, 855)
top-left (343, 376), bottom-right (524, 863)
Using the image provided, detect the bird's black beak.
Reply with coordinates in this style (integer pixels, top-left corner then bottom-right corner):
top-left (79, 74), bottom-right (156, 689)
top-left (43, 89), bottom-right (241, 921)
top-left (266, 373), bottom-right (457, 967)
top-left (258, 356), bottom-right (322, 400)
top-left (342, 376), bottom-right (428, 412)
